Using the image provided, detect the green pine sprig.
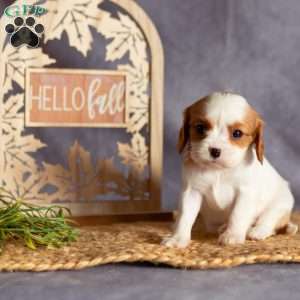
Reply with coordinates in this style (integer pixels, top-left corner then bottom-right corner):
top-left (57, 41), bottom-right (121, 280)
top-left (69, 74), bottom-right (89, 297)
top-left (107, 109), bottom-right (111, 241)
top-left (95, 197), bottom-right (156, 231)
top-left (0, 189), bottom-right (78, 252)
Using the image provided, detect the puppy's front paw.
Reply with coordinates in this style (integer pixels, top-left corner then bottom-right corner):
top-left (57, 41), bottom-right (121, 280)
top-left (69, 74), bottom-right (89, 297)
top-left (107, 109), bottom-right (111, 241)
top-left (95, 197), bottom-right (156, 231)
top-left (218, 230), bottom-right (245, 245)
top-left (161, 235), bottom-right (190, 248)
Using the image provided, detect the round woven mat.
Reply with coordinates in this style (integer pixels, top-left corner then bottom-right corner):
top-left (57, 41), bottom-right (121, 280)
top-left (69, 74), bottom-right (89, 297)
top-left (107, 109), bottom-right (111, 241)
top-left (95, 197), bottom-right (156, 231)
top-left (1, 213), bottom-right (300, 271)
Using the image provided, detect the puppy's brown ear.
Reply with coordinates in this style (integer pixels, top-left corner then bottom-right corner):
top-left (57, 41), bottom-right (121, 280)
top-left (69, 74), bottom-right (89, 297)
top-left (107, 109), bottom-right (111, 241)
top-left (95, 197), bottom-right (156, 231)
top-left (254, 117), bottom-right (264, 164)
top-left (177, 108), bottom-right (190, 153)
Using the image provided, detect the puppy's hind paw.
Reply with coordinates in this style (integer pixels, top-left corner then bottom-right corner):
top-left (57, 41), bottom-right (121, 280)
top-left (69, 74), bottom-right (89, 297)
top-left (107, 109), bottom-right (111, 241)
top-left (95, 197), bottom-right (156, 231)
top-left (286, 222), bottom-right (298, 235)
top-left (218, 230), bottom-right (245, 245)
top-left (161, 235), bottom-right (190, 248)
top-left (248, 226), bottom-right (273, 241)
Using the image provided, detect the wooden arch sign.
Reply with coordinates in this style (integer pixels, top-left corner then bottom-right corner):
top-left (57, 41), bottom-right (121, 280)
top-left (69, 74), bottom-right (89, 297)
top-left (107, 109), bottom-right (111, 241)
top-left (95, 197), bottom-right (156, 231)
top-left (0, 0), bottom-right (164, 216)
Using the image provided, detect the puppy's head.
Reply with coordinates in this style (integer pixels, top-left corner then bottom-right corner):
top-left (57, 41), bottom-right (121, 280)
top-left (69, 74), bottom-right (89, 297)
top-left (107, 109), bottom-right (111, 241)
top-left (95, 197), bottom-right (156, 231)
top-left (178, 92), bottom-right (264, 168)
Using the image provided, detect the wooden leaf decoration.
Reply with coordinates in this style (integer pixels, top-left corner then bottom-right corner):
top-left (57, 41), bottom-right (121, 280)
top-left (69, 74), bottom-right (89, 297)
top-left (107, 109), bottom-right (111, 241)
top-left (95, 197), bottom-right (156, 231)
top-left (118, 61), bottom-right (149, 132)
top-left (44, 0), bottom-right (107, 56)
top-left (42, 162), bottom-right (74, 202)
top-left (68, 141), bottom-right (94, 184)
top-left (2, 94), bottom-right (24, 135)
top-left (43, 142), bottom-right (147, 202)
top-left (127, 104), bottom-right (149, 133)
top-left (3, 134), bottom-right (46, 173)
top-left (117, 133), bottom-right (148, 174)
top-left (1, 45), bottom-right (55, 95)
top-left (99, 12), bottom-right (147, 62)
top-left (97, 157), bottom-right (129, 195)
top-left (2, 168), bottom-right (48, 202)
top-left (43, 141), bottom-right (97, 202)
top-left (97, 157), bottom-right (149, 200)
top-left (118, 61), bottom-right (148, 99)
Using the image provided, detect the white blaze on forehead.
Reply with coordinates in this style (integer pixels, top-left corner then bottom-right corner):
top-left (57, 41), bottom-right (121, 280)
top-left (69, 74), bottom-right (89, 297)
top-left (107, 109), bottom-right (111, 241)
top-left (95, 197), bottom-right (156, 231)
top-left (205, 93), bottom-right (249, 125)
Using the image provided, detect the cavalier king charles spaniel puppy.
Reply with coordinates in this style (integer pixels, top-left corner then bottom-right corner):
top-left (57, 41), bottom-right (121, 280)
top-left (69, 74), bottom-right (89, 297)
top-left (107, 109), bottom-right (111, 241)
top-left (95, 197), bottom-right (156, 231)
top-left (163, 92), bottom-right (297, 247)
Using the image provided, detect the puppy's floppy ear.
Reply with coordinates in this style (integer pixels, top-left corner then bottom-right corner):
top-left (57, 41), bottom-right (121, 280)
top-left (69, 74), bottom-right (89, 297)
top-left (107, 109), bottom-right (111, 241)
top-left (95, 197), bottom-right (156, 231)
top-left (177, 107), bottom-right (190, 154)
top-left (254, 116), bottom-right (264, 164)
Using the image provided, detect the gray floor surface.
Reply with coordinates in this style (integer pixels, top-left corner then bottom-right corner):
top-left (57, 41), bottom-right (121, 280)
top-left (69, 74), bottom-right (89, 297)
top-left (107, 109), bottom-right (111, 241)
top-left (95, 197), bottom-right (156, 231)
top-left (0, 263), bottom-right (300, 300)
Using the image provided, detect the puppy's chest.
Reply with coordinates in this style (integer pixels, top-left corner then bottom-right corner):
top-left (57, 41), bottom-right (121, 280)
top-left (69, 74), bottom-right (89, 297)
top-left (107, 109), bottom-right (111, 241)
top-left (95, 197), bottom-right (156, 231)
top-left (190, 172), bottom-right (236, 210)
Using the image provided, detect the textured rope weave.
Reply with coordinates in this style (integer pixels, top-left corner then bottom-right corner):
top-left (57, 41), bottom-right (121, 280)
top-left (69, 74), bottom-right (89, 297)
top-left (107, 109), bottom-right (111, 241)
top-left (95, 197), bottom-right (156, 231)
top-left (1, 213), bottom-right (300, 271)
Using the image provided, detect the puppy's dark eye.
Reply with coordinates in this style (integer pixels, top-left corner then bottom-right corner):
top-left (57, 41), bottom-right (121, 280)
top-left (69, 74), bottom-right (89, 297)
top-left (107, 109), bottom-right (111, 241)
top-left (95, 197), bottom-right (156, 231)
top-left (232, 129), bottom-right (243, 139)
top-left (195, 123), bottom-right (207, 135)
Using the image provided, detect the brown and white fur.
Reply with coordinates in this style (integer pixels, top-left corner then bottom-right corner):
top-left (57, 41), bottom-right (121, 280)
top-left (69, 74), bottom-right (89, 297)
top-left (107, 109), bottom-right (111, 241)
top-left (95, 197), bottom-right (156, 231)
top-left (163, 92), bottom-right (297, 247)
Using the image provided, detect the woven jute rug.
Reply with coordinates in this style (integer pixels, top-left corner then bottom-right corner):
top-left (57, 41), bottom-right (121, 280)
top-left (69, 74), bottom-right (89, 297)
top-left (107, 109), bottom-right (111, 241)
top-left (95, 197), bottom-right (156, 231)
top-left (1, 213), bottom-right (300, 272)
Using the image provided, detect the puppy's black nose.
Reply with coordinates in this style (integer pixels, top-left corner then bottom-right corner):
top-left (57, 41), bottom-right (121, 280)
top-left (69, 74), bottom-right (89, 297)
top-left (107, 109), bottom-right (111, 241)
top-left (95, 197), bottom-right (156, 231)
top-left (209, 147), bottom-right (221, 159)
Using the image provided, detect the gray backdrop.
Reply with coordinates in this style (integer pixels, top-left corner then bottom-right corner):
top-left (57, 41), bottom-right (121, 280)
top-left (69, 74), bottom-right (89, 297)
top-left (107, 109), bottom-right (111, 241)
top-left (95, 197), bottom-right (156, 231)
top-left (137, 0), bottom-right (300, 210)
top-left (1, 0), bottom-right (300, 211)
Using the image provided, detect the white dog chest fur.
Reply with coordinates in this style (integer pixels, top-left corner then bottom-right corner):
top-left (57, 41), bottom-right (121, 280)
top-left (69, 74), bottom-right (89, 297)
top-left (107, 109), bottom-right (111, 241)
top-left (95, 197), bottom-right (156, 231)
top-left (184, 165), bottom-right (235, 211)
